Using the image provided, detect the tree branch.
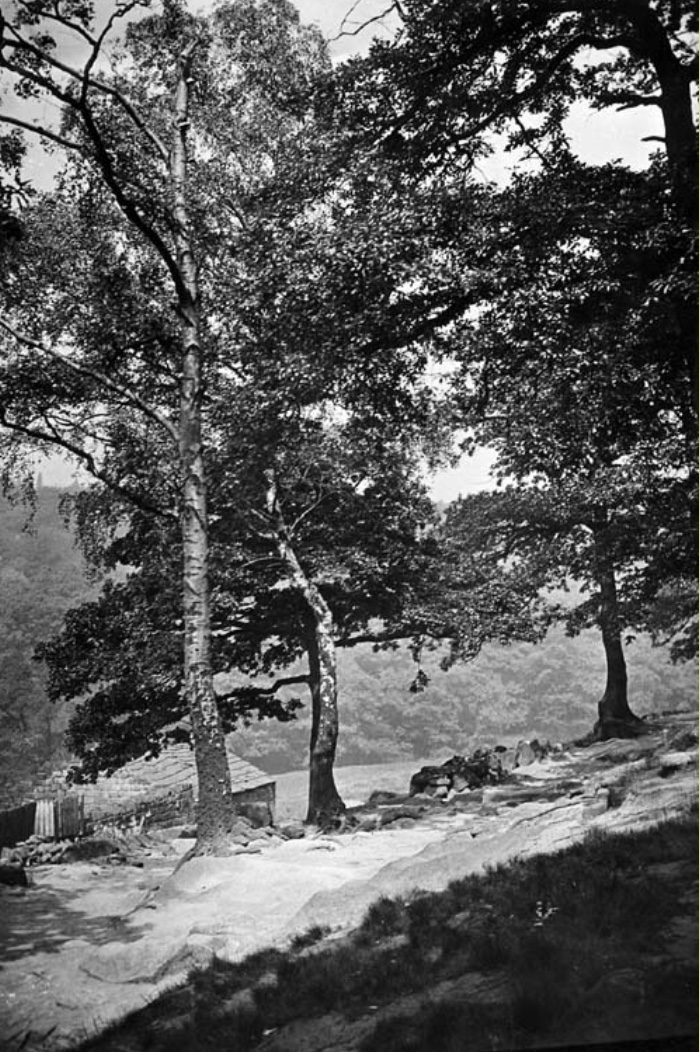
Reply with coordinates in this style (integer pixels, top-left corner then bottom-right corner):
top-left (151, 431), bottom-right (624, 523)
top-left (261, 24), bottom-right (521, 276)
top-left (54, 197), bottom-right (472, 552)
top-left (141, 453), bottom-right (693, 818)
top-left (248, 674), bottom-right (310, 696)
top-left (3, 10), bottom-right (169, 162)
top-left (0, 114), bottom-right (81, 153)
top-left (0, 409), bottom-right (174, 520)
top-left (0, 317), bottom-right (179, 443)
top-left (0, 28), bottom-right (186, 300)
top-left (288, 489), bottom-right (326, 535)
top-left (594, 90), bottom-right (662, 110)
top-left (333, 1), bottom-right (404, 41)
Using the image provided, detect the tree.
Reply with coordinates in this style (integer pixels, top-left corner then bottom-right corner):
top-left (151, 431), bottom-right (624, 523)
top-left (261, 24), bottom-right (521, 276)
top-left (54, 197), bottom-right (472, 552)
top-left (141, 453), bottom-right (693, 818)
top-left (0, 0), bottom-right (329, 852)
top-left (41, 405), bottom-right (542, 823)
top-left (328, 2), bottom-right (696, 736)
top-left (329, 0), bottom-right (697, 410)
top-left (331, 0), bottom-right (697, 209)
top-left (443, 155), bottom-right (697, 736)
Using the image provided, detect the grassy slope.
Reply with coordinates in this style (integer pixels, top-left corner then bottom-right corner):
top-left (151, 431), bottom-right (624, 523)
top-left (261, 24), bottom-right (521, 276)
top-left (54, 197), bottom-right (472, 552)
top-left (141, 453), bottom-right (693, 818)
top-left (76, 813), bottom-right (698, 1052)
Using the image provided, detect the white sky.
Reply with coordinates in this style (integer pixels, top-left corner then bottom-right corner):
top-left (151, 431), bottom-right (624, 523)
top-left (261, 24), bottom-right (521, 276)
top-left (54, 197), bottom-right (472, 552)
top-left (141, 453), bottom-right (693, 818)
top-left (11, 0), bottom-right (662, 497)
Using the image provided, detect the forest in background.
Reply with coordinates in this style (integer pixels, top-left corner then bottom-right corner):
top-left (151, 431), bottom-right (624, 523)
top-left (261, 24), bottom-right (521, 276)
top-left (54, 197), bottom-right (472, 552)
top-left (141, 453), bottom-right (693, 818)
top-left (0, 485), bottom-right (694, 801)
top-left (0, 487), bottom-right (92, 804)
top-left (228, 630), bottom-right (698, 774)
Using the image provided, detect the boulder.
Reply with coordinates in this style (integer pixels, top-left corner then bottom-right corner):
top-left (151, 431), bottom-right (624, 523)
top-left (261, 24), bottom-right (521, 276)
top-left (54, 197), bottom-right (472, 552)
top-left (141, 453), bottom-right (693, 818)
top-left (0, 862), bottom-right (28, 887)
top-left (515, 741), bottom-right (536, 766)
top-left (367, 790), bottom-right (408, 806)
top-left (494, 746), bottom-right (518, 774)
top-left (378, 805), bottom-right (426, 827)
top-left (514, 739), bottom-right (552, 767)
top-left (279, 821), bottom-right (306, 840)
top-left (62, 838), bottom-right (126, 863)
top-left (236, 801), bottom-right (273, 828)
top-left (409, 766), bottom-right (450, 796)
top-left (410, 749), bottom-right (512, 798)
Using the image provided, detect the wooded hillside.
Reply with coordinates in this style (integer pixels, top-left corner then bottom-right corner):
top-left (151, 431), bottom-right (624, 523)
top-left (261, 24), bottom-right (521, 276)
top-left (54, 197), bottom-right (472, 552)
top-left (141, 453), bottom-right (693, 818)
top-left (231, 631), bottom-right (698, 773)
top-left (0, 486), bottom-right (93, 804)
top-left (0, 486), bottom-right (694, 797)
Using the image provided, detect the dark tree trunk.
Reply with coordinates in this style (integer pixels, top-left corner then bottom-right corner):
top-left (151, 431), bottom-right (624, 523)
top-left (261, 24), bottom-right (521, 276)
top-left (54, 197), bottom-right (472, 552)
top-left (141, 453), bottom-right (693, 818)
top-left (629, 3), bottom-right (699, 429)
top-left (594, 552), bottom-right (642, 740)
top-left (304, 615), bottom-right (345, 827)
top-left (628, 1), bottom-right (699, 230)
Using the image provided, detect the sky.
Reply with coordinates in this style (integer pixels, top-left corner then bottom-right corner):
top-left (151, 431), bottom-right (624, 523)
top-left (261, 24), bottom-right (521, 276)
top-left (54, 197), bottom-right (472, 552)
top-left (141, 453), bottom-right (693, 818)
top-left (8, 0), bottom-right (661, 498)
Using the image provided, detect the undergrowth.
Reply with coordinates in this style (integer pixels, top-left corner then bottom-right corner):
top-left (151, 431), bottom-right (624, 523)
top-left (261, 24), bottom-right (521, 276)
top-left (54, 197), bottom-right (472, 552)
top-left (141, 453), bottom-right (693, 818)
top-left (75, 813), bottom-right (698, 1052)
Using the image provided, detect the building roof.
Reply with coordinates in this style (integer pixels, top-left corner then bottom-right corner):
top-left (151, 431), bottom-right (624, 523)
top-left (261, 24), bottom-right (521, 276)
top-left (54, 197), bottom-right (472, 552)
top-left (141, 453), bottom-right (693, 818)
top-left (37, 737), bottom-right (274, 819)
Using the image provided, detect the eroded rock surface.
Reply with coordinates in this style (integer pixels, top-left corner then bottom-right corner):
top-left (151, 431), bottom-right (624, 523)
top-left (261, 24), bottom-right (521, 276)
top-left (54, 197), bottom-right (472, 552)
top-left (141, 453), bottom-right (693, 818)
top-left (0, 710), bottom-right (696, 1050)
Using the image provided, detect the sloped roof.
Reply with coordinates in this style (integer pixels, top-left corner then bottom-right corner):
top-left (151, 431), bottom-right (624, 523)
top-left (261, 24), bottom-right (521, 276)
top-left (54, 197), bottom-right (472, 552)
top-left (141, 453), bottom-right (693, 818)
top-left (38, 737), bottom-right (274, 818)
top-left (120, 739), bottom-right (274, 796)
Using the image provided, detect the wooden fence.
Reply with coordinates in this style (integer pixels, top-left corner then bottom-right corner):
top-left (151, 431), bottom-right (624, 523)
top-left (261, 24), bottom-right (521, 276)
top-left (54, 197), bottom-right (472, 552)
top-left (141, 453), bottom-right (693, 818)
top-left (0, 795), bottom-right (85, 849)
top-left (34, 795), bottom-right (85, 839)
top-left (0, 801), bottom-right (36, 850)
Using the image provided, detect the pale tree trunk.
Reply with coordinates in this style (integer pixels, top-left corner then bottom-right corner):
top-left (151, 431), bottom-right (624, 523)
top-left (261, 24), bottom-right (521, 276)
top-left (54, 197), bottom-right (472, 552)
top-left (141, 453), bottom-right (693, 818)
top-left (171, 47), bottom-right (235, 853)
top-left (263, 470), bottom-right (345, 826)
top-left (303, 611), bottom-right (345, 826)
top-left (592, 526), bottom-right (641, 740)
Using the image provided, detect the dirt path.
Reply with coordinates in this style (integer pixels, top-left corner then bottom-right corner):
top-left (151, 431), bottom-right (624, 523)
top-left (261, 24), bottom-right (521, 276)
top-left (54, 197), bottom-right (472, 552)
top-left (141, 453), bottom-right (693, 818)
top-left (1, 712), bottom-right (696, 1051)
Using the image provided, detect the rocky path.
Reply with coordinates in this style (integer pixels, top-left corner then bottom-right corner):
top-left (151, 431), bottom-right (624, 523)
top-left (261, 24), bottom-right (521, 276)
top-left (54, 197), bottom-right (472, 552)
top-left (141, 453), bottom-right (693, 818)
top-left (0, 710), bottom-right (696, 1051)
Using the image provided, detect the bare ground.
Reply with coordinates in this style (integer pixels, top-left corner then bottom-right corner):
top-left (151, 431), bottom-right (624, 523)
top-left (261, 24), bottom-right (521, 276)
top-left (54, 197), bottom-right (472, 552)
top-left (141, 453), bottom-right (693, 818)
top-left (0, 711), bottom-right (697, 1052)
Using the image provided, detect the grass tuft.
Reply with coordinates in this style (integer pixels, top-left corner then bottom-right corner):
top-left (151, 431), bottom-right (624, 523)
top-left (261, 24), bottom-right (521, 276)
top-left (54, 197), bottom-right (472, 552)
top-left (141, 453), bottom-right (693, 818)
top-left (288, 923), bottom-right (332, 952)
top-left (356, 895), bottom-right (407, 944)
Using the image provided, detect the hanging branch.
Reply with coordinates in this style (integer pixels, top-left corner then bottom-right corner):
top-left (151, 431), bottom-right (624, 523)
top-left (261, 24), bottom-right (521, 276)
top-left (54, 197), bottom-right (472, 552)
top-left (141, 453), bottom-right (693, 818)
top-left (0, 407), bottom-right (174, 520)
top-left (0, 10), bottom-right (186, 301)
top-left (0, 317), bottom-right (179, 443)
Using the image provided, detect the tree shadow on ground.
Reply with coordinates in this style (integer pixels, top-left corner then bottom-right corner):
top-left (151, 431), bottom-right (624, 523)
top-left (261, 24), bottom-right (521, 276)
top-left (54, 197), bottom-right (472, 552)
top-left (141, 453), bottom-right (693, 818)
top-left (0, 881), bottom-right (151, 962)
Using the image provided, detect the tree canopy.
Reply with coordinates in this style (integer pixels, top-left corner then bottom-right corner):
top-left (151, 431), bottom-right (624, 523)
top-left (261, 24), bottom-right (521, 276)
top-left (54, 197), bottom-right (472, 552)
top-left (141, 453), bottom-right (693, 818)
top-left (0, 0), bottom-right (695, 831)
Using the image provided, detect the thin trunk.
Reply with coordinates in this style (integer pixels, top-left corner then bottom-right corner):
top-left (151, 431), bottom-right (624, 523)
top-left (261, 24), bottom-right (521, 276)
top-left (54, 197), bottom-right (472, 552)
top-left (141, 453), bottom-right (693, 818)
top-left (171, 46), bottom-right (235, 853)
top-left (593, 528), bottom-right (641, 740)
top-left (263, 470), bottom-right (345, 826)
top-left (304, 613), bottom-right (345, 826)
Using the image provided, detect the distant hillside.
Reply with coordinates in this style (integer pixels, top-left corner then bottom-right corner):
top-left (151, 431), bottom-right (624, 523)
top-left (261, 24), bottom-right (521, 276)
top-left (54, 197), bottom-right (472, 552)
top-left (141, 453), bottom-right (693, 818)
top-left (0, 487), bottom-right (94, 805)
top-left (232, 631), bottom-right (698, 774)
top-left (0, 486), bottom-right (695, 800)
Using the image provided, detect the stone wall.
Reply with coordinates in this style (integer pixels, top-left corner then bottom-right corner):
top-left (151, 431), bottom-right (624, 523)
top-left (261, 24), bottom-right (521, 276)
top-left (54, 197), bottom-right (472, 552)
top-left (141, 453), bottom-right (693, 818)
top-left (35, 738), bottom-right (276, 835)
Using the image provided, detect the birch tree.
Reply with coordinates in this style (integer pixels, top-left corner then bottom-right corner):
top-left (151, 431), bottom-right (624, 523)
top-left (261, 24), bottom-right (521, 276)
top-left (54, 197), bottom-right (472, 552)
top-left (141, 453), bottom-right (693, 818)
top-left (0, 0), bottom-right (328, 852)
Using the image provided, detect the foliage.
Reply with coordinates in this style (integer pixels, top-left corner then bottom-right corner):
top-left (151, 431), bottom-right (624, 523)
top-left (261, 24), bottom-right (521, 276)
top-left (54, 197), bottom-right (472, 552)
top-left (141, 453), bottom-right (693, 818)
top-left (327, 0), bottom-right (697, 212)
top-left (442, 153), bottom-right (697, 679)
top-left (1, 0), bottom-right (696, 785)
top-left (39, 419), bottom-right (542, 780)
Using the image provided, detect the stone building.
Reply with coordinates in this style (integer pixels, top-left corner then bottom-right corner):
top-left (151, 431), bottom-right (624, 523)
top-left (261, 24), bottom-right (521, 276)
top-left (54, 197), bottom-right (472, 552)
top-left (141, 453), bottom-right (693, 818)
top-left (35, 738), bottom-right (275, 836)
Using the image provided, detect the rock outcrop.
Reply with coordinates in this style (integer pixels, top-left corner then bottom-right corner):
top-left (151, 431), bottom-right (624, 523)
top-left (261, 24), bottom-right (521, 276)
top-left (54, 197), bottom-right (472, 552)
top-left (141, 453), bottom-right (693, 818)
top-left (408, 739), bottom-right (556, 798)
